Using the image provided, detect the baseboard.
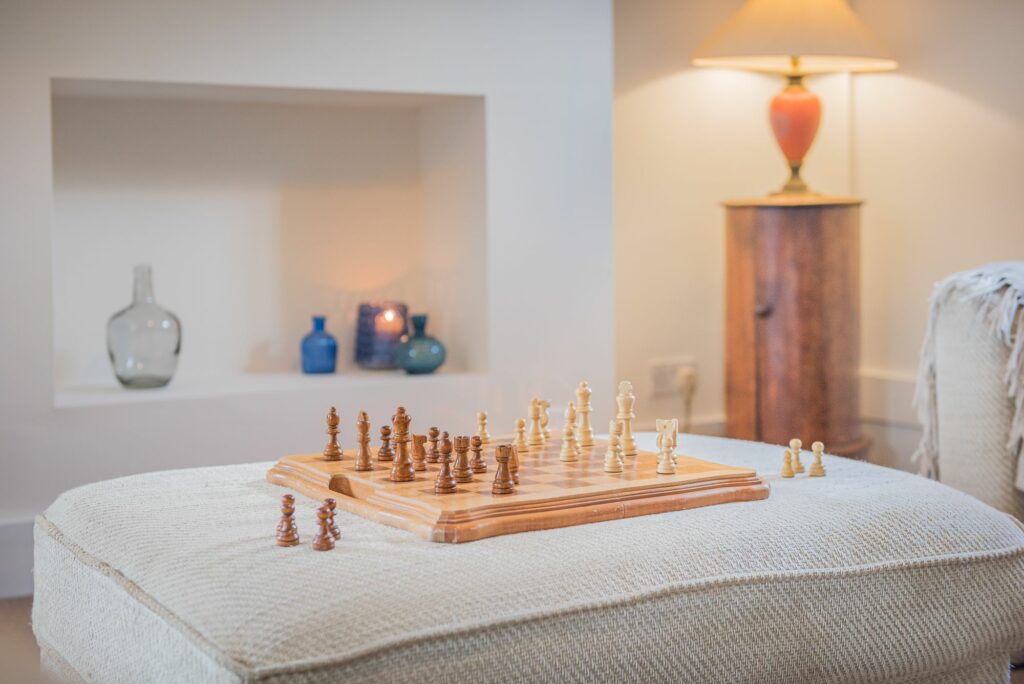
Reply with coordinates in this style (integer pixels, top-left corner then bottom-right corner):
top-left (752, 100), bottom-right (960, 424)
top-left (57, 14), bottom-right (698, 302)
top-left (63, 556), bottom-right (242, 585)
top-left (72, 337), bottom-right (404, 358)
top-left (0, 518), bottom-right (34, 598)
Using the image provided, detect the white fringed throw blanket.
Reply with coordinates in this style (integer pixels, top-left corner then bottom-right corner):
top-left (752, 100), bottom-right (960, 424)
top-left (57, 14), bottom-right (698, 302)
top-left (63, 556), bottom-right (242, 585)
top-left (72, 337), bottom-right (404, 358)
top-left (914, 262), bottom-right (1024, 491)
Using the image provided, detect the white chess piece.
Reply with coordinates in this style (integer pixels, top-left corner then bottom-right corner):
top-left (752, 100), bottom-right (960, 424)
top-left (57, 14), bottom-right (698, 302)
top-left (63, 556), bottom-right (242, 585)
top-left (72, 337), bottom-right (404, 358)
top-left (566, 402), bottom-right (582, 457)
top-left (576, 381), bottom-right (594, 447)
top-left (603, 432), bottom-right (623, 473)
top-left (559, 402), bottom-right (579, 462)
top-left (477, 411), bottom-right (491, 444)
top-left (515, 418), bottom-right (529, 453)
top-left (539, 399), bottom-right (552, 440)
top-left (528, 398), bottom-right (544, 447)
top-left (656, 418), bottom-right (679, 467)
top-left (656, 420), bottom-right (676, 475)
top-left (616, 381), bottom-right (638, 457)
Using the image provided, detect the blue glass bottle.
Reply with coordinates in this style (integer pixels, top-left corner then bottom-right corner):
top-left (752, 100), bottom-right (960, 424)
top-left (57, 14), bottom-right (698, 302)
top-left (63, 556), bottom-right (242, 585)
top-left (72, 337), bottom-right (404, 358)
top-left (395, 314), bottom-right (446, 375)
top-left (301, 316), bottom-right (337, 374)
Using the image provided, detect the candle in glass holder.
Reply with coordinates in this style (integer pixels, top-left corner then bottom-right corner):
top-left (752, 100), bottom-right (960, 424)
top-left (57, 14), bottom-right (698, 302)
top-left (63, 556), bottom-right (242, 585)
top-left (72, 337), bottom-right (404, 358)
top-left (355, 301), bottom-right (408, 369)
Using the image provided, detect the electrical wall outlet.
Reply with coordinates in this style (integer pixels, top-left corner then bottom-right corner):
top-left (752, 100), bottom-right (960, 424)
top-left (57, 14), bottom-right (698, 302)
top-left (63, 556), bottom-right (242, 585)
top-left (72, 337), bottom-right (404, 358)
top-left (649, 356), bottom-right (697, 398)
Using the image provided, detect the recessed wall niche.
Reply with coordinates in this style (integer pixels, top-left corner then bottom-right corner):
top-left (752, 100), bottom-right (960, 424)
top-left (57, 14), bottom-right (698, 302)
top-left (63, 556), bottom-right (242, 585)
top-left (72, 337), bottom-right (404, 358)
top-left (51, 79), bottom-right (487, 403)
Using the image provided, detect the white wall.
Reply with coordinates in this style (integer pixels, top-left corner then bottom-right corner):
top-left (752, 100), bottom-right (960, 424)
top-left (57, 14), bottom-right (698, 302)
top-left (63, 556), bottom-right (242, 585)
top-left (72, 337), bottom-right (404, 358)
top-left (0, 0), bottom-right (614, 596)
top-left (615, 0), bottom-right (1024, 471)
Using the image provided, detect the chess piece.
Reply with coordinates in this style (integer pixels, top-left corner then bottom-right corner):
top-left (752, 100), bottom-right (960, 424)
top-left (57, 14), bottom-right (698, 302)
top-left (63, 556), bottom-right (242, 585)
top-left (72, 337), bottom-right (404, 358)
top-left (388, 407), bottom-right (415, 482)
top-left (616, 381), bottom-right (638, 457)
top-left (790, 438), bottom-right (805, 474)
top-left (656, 421), bottom-right (676, 475)
top-left (427, 427), bottom-right (441, 463)
top-left (434, 433), bottom-right (458, 494)
top-left (514, 418), bottom-right (529, 453)
top-left (492, 445), bottom-right (516, 495)
top-left (656, 418), bottom-right (679, 467)
top-left (603, 433), bottom-right (624, 473)
top-left (509, 445), bottom-right (520, 484)
top-left (477, 411), bottom-right (492, 444)
top-left (323, 406), bottom-right (342, 461)
top-left (781, 449), bottom-right (795, 478)
top-left (559, 402), bottom-right (579, 462)
top-left (538, 399), bottom-right (552, 440)
top-left (528, 399), bottom-right (545, 447)
top-left (452, 435), bottom-right (473, 483)
top-left (809, 441), bottom-right (827, 477)
top-left (311, 505), bottom-right (335, 551)
top-left (275, 494), bottom-right (300, 546)
top-left (469, 435), bottom-right (487, 473)
top-left (377, 425), bottom-right (394, 462)
top-left (324, 498), bottom-right (341, 540)
top-left (608, 419), bottom-right (624, 463)
top-left (354, 411), bottom-right (373, 471)
top-left (412, 434), bottom-right (428, 472)
top-left (576, 381), bottom-right (595, 447)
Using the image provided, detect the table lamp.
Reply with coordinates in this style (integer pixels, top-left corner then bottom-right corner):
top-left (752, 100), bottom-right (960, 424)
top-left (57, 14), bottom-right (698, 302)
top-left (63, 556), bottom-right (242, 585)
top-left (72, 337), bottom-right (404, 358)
top-left (692, 0), bottom-right (896, 194)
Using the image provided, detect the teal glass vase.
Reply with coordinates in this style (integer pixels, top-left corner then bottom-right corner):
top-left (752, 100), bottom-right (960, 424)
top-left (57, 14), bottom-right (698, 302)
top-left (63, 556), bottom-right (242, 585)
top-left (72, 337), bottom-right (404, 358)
top-left (395, 314), bottom-right (446, 375)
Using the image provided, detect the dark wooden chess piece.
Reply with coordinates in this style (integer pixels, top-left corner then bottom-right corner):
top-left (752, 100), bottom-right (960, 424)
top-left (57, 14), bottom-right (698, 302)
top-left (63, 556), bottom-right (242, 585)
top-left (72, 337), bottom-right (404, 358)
top-left (434, 433), bottom-right (458, 494)
top-left (470, 435), bottom-right (487, 473)
top-left (388, 407), bottom-right (415, 482)
top-left (411, 434), bottom-right (428, 471)
top-left (452, 435), bottom-right (473, 483)
top-left (323, 406), bottom-right (342, 461)
top-left (355, 411), bottom-right (373, 471)
top-left (492, 445), bottom-right (516, 495)
top-left (509, 445), bottom-right (520, 485)
top-left (378, 425), bottom-right (394, 462)
top-left (324, 498), bottom-right (341, 540)
top-left (312, 505), bottom-right (335, 551)
top-left (427, 427), bottom-right (441, 463)
top-left (276, 494), bottom-right (300, 546)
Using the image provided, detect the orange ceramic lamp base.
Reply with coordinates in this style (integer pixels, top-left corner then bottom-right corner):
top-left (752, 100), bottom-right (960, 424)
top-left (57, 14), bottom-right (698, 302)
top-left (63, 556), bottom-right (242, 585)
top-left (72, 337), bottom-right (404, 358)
top-left (769, 76), bottom-right (821, 194)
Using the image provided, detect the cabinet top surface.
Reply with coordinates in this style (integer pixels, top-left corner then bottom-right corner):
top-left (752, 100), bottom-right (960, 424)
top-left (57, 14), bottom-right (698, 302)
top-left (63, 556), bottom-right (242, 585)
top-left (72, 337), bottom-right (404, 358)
top-left (723, 194), bottom-right (862, 208)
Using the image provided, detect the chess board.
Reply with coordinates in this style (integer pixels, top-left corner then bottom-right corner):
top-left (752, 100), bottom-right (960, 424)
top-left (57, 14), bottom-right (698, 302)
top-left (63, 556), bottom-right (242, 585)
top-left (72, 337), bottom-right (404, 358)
top-left (267, 438), bottom-right (769, 543)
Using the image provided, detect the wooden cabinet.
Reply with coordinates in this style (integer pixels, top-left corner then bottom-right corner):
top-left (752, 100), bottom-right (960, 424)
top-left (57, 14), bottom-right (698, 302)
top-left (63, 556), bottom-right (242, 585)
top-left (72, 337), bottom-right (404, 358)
top-left (724, 195), bottom-right (869, 460)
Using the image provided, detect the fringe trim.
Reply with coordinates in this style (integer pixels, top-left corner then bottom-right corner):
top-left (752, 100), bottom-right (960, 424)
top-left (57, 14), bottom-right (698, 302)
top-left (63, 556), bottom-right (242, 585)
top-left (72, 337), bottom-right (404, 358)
top-left (912, 263), bottom-right (1024, 491)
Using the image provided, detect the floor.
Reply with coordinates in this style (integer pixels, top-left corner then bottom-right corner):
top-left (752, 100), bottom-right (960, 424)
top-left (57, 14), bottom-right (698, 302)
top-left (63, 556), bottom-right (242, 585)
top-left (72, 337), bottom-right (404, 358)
top-left (1, 596), bottom-right (1021, 682)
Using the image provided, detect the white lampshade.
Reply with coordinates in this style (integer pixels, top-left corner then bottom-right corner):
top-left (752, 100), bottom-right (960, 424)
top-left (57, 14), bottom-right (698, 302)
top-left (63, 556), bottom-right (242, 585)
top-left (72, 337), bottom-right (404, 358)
top-left (692, 0), bottom-right (897, 75)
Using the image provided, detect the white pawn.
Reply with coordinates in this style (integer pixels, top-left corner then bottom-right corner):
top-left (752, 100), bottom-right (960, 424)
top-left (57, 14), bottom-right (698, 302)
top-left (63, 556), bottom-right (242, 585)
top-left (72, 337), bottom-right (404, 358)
top-left (566, 402), bottom-right (582, 457)
top-left (656, 420), bottom-right (676, 475)
top-left (514, 418), bottom-right (529, 453)
top-left (528, 398), bottom-right (545, 447)
top-left (608, 419), bottom-right (624, 459)
top-left (616, 381), bottom-right (638, 457)
top-left (576, 381), bottom-right (595, 447)
top-left (603, 432), bottom-right (623, 473)
top-left (477, 411), bottom-right (491, 444)
top-left (789, 438), bottom-right (804, 474)
top-left (559, 402), bottom-right (579, 462)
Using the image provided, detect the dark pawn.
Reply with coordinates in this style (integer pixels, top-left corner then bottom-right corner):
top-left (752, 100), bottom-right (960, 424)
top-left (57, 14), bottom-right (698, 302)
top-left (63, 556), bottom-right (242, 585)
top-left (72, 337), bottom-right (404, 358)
top-left (453, 435), bottom-right (473, 483)
top-left (378, 425), bottom-right (394, 462)
top-left (427, 427), bottom-right (441, 463)
top-left (276, 494), bottom-right (300, 547)
top-left (434, 432), bottom-right (458, 494)
top-left (312, 506), bottom-right (335, 551)
top-left (469, 435), bottom-right (487, 473)
top-left (324, 498), bottom-right (341, 540)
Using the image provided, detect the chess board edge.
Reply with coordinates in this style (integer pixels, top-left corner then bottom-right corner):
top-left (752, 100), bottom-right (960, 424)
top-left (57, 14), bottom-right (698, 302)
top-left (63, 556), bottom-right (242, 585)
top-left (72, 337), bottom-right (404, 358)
top-left (267, 448), bottom-right (770, 543)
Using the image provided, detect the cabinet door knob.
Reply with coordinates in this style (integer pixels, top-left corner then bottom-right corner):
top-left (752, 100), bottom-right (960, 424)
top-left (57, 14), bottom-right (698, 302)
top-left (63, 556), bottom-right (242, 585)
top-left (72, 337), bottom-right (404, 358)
top-left (754, 303), bottom-right (773, 318)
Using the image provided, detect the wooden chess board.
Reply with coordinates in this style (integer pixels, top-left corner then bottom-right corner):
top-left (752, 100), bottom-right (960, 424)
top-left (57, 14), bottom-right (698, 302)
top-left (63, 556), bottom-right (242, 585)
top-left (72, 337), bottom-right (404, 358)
top-left (267, 438), bottom-right (769, 543)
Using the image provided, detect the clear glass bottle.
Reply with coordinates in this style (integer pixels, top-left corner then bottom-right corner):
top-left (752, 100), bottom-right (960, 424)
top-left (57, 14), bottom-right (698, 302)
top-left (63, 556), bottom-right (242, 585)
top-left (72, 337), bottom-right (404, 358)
top-left (106, 265), bottom-right (182, 388)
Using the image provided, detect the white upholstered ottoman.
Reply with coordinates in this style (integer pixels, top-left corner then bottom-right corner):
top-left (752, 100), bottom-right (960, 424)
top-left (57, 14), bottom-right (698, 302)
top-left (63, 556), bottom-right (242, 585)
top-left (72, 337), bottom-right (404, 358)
top-left (33, 434), bottom-right (1024, 683)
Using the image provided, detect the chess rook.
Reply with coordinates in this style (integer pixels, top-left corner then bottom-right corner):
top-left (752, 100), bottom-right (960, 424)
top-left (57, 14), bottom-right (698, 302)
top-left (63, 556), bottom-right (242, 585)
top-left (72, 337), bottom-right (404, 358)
top-left (492, 445), bottom-right (516, 495)
top-left (528, 399), bottom-right (545, 447)
top-left (378, 425), bottom-right (394, 462)
top-left (616, 381), bottom-right (639, 457)
top-left (323, 406), bottom-right (342, 461)
top-left (355, 411), bottom-right (373, 471)
top-left (412, 434), bottom-right (428, 472)
top-left (324, 498), bottom-right (341, 540)
top-left (434, 433), bottom-right (458, 494)
top-left (576, 381), bottom-right (595, 447)
top-left (312, 506), bottom-right (335, 551)
top-left (427, 427), bottom-right (441, 463)
top-left (275, 494), bottom-right (300, 547)
top-left (477, 411), bottom-right (492, 444)
top-left (388, 407), bottom-right (416, 482)
top-left (469, 435), bottom-right (487, 473)
top-left (790, 438), bottom-right (805, 474)
top-left (452, 435), bottom-right (473, 483)
top-left (559, 402), bottom-right (579, 462)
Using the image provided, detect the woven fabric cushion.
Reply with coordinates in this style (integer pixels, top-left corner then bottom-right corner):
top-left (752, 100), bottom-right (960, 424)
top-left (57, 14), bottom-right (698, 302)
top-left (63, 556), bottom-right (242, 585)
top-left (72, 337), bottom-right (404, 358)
top-left (936, 296), bottom-right (1024, 519)
top-left (33, 434), bottom-right (1024, 683)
